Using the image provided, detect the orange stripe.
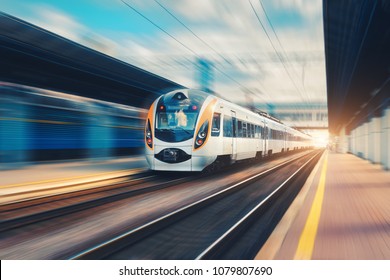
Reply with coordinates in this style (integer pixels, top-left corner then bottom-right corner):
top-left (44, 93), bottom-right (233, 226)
top-left (145, 102), bottom-right (155, 150)
top-left (193, 98), bottom-right (217, 151)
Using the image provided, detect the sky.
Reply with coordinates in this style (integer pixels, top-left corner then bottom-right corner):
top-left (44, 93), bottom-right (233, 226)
top-left (1, 0), bottom-right (327, 106)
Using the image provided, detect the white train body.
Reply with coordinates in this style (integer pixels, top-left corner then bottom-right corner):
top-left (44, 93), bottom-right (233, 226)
top-left (145, 89), bottom-right (312, 171)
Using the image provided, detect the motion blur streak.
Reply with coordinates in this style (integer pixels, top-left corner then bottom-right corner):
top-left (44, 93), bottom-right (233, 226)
top-left (0, 82), bottom-right (146, 168)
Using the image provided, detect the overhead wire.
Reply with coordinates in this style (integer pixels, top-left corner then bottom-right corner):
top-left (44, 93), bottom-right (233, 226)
top-left (153, 0), bottom-right (231, 65)
top-left (248, 0), bottom-right (311, 106)
top-left (120, 0), bottom-right (266, 103)
top-left (152, 0), bottom-right (266, 99)
top-left (258, 0), bottom-right (313, 103)
top-left (120, 0), bottom-right (197, 55)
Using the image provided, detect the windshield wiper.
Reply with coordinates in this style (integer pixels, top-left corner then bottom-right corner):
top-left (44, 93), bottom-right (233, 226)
top-left (175, 127), bottom-right (192, 135)
top-left (158, 128), bottom-right (174, 132)
top-left (157, 127), bottom-right (192, 135)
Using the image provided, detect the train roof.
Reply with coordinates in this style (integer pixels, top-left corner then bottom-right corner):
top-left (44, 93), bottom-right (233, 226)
top-left (160, 89), bottom-right (312, 138)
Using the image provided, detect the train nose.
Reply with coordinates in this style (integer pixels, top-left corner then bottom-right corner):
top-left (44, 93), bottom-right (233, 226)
top-left (155, 148), bottom-right (191, 163)
top-left (164, 149), bottom-right (178, 161)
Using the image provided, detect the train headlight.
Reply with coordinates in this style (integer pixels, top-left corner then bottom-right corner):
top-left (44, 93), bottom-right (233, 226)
top-left (194, 120), bottom-right (209, 149)
top-left (198, 131), bottom-right (206, 139)
top-left (145, 119), bottom-right (153, 149)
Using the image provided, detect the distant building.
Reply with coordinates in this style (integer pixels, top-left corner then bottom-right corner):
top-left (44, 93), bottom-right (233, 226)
top-left (196, 58), bottom-right (214, 93)
top-left (252, 102), bottom-right (328, 130)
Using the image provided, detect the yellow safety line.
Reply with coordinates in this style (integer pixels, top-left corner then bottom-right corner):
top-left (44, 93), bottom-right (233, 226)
top-left (294, 151), bottom-right (328, 259)
top-left (0, 168), bottom-right (140, 189)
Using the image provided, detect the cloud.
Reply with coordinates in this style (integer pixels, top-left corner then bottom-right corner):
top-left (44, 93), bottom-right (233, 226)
top-left (8, 0), bottom-right (326, 106)
top-left (169, 0), bottom-right (222, 21)
top-left (272, 0), bottom-right (323, 21)
top-left (28, 5), bottom-right (85, 42)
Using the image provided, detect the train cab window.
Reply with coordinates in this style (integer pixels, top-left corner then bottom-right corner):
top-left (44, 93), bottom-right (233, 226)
top-left (223, 115), bottom-right (233, 137)
top-left (211, 113), bottom-right (221, 136)
top-left (237, 120), bottom-right (243, 137)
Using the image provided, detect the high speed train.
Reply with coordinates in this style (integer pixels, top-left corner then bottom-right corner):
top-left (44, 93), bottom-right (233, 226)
top-left (145, 89), bottom-right (312, 171)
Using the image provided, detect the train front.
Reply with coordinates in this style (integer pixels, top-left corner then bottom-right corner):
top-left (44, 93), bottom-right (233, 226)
top-left (145, 89), bottom-right (217, 171)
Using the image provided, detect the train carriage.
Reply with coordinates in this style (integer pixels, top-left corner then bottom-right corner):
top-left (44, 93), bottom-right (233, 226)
top-left (145, 89), bottom-right (312, 171)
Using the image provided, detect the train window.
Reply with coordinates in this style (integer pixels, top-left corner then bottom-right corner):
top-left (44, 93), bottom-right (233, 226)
top-left (223, 116), bottom-right (233, 137)
top-left (211, 113), bottom-right (221, 137)
top-left (237, 120), bottom-right (243, 137)
top-left (242, 122), bottom-right (247, 138)
top-left (251, 124), bottom-right (255, 138)
top-left (232, 117), bottom-right (237, 137)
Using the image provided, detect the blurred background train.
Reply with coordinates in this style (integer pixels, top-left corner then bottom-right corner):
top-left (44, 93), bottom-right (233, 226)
top-left (145, 89), bottom-right (313, 172)
top-left (0, 82), bottom-right (145, 166)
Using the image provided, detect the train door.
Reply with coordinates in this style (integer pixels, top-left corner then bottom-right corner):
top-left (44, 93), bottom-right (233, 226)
top-left (263, 120), bottom-right (268, 156)
top-left (284, 128), bottom-right (287, 152)
top-left (231, 111), bottom-right (237, 161)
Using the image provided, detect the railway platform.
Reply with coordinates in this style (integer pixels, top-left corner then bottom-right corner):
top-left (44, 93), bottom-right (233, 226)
top-left (0, 156), bottom-right (148, 205)
top-left (257, 150), bottom-right (390, 259)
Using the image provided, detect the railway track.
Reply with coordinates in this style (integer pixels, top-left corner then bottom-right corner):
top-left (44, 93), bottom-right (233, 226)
top-left (0, 170), bottom-right (194, 231)
top-left (71, 149), bottom-right (323, 260)
top-left (0, 150), bottom-right (310, 233)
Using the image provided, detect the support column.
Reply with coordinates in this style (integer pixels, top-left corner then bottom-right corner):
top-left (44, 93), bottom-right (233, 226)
top-left (373, 118), bottom-right (381, 163)
top-left (356, 124), bottom-right (364, 158)
top-left (369, 117), bottom-right (381, 164)
top-left (351, 128), bottom-right (357, 154)
top-left (355, 126), bottom-right (361, 157)
top-left (381, 107), bottom-right (390, 170)
top-left (337, 126), bottom-right (348, 153)
top-left (362, 122), bottom-right (369, 160)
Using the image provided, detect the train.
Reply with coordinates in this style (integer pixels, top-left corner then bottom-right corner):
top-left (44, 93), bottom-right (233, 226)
top-left (0, 82), bottom-right (145, 163)
top-left (145, 89), bottom-right (312, 171)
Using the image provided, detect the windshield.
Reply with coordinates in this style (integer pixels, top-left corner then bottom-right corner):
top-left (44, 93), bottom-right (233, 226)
top-left (157, 110), bottom-right (197, 130)
top-left (155, 90), bottom-right (208, 142)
